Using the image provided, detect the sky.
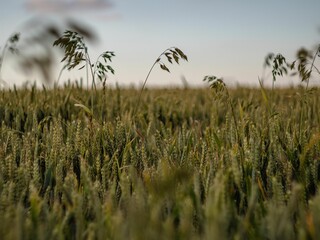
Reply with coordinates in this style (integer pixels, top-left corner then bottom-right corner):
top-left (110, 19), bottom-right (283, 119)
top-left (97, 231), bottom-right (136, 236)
top-left (0, 0), bottom-right (320, 88)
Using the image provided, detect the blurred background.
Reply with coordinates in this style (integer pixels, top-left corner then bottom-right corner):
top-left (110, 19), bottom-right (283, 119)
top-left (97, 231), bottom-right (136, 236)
top-left (0, 0), bottom-right (320, 88)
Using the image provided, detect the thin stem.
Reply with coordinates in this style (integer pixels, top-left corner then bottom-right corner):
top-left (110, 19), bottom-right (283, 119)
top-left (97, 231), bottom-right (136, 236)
top-left (56, 64), bottom-right (68, 85)
top-left (0, 42), bottom-right (9, 85)
top-left (306, 44), bottom-right (320, 90)
top-left (311, 64), bottom-right (320, 75)
top-left (132, 61), bottom-right (157, 118)
top-left (84, 48), bottom-right (96, 114)
top-left (85, 51), bottom-right (96, 90)
top-left (86, 60), bottom-right (89, 90)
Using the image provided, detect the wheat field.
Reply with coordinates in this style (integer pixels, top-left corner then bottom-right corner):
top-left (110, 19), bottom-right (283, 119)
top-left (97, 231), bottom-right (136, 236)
top-left (0, 84), bottom-right (320, 239)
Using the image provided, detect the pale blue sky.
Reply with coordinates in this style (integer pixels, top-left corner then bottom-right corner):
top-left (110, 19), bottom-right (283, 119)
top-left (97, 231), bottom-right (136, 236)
top-left (0, 0), bottom-right (320, 87)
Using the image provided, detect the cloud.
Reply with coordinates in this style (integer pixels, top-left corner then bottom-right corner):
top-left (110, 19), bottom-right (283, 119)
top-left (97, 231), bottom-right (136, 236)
top-left (25, 0), bottom-right (113, 12)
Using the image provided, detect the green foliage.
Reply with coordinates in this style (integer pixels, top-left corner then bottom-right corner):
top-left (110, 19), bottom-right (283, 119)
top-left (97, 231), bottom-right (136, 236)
top-left (1, 85), bottom-right (320, 239)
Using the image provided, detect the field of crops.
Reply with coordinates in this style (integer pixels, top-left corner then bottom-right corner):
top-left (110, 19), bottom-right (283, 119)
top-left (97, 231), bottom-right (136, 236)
top-left (0, 83), bottom-right (320, 239)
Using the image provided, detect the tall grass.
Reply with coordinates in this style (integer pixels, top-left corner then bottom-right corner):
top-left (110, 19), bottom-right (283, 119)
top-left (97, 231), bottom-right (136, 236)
top-left (0, 83), bottom-right (320, 239)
